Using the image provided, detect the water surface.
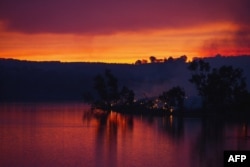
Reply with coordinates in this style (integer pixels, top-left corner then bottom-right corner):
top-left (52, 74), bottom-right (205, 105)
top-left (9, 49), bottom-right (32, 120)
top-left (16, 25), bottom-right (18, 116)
top-left (0, 103), bottom-right (249, 167)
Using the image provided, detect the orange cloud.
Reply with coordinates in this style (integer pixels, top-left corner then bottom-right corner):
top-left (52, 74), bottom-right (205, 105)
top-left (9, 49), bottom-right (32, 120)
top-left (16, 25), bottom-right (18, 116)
top-left (0, 22), bottom-right (248, 63)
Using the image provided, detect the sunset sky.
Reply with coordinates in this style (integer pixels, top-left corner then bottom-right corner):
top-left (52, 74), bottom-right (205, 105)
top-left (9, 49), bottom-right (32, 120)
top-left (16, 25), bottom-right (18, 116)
top-left (0, 0), bottom-right (249, 63)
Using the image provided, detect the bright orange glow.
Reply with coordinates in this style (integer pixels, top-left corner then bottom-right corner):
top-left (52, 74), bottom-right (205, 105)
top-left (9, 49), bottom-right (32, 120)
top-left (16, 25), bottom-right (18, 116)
top-left (0, 21), bottom-right (249, 63)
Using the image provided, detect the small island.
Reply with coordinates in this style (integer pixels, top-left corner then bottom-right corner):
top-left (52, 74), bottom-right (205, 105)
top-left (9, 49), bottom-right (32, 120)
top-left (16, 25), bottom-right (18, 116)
top-left (84, 58), bottom-right (250, 117)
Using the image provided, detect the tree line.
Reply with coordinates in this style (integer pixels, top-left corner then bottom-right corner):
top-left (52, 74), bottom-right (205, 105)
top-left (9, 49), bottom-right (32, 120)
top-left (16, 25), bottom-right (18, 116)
top-left (84, 59), bottom-right (250, 114)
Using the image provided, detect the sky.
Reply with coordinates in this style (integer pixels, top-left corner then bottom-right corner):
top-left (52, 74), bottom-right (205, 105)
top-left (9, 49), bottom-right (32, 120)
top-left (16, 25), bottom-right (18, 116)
top-left (0, 0), bottom-right (249, 63)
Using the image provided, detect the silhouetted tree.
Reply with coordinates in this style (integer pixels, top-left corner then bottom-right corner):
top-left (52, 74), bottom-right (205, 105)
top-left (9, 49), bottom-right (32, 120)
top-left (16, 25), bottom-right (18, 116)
top-left (188, 60), bottom-right (248, 111)
top-left (179, 55), bottom-right (187, 62)
top-left (94, 74), bottom-right (108, 101)
top-left (149, 56), bottom-right (157, 63)
top-left (119, 86), bottom-right (135, 105)
top-left (159, 86), bottom-right (186, 112)
top-left (92, 69), bottom-right (135, 109)
top-left (93, 70), bottom-right (119, 108)
top-left (188, 60), bottom-right (210, 100)
top-left (105, 69), bottom-right (119, 103)
top-left (135, 60), bottom-right (142, 65)
top-left (166, 56), bottom-right (174, 63)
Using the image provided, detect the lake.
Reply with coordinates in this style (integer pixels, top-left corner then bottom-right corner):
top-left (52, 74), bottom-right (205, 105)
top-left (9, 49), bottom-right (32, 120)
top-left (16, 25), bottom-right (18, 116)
top-left (0, 103), bottom-right (249, 167)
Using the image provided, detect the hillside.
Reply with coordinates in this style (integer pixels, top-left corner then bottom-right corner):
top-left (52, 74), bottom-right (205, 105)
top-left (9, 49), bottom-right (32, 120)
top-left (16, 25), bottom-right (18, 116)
top-left (1, 56), bottom-right (250, 104)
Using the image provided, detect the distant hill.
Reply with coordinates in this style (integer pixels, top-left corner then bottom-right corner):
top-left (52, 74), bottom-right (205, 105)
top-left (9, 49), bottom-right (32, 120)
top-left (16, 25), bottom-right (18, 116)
top-left (0, 56), bottom-right (250, 103)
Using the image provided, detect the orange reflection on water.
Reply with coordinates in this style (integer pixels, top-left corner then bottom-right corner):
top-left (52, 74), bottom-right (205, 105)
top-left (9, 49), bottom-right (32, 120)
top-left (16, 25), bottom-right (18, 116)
top-left (0, 103), bottom-right (96, 167)
top-left (1, 103), bottom-right (250, 167)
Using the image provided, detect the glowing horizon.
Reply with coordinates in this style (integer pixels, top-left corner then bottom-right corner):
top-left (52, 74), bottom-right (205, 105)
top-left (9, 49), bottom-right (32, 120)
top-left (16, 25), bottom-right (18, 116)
top-left (1, 22), bottom-right (249, 64)
top-left (0, 0), bottom-right (249, 64)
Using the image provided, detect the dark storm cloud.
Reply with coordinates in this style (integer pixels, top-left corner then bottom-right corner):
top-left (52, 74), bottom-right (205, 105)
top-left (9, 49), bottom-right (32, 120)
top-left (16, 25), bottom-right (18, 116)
top-left (0, 0), bottom-right (249, 34)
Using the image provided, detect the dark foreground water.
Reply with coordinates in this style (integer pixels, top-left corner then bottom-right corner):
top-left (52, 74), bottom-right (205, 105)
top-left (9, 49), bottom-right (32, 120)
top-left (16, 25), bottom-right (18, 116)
top-left (0, 103), bottom-right (249, 167)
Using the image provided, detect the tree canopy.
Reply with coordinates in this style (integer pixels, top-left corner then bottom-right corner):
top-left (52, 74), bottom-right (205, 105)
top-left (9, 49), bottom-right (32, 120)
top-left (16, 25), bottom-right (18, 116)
top-left (188, 60), bottom-right (249, 111)
top-left (159, 86), bottom-right (186, 112)
top-left (91, 69), bottom-right (134, 109)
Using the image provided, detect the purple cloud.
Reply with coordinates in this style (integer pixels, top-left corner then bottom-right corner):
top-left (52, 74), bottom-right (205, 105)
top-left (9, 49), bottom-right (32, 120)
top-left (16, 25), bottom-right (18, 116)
top-left (0, 0), bottom-right (249, 34)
